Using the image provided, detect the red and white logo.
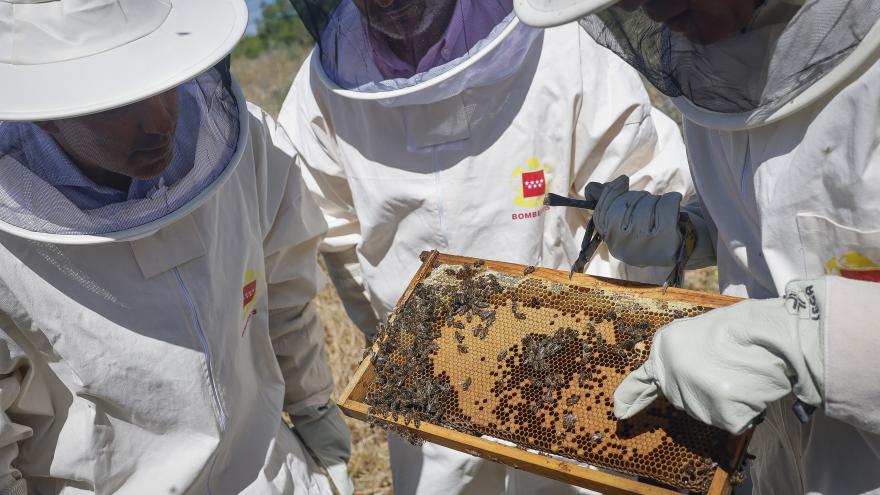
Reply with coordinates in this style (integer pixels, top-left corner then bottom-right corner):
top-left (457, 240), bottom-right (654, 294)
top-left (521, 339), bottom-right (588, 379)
top-left (243, 280), bottom-right (257, 307)
top-left (522, 170), bottom-right (546, 198)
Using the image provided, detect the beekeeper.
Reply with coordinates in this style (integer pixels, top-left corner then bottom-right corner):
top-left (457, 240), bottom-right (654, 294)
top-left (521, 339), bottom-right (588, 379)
top-left (516, 0), bottom-right (880, 493)
top-left (0, 1), bottom-right (352, 493)
top-left (278, 0), bottom-right (692, 493)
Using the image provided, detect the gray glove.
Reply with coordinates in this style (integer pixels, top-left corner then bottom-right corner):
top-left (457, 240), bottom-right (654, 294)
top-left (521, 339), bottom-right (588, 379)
top-left (0, 478), bottom-right (25, 495)
top-left (585, 175), bottom-right (715, 269)
top-left (291, 400), bottom-right (353, 495)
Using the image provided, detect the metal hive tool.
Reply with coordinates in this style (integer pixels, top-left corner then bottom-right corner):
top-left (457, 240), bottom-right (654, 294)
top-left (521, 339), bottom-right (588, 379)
top-left (339, 252), bottom-right (752, 495)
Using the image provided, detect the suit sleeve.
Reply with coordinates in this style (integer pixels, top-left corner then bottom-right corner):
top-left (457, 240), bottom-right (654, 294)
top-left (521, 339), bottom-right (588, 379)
top-left (250, 103), bottom-right (334, 415)
top-left (0, 333), bottom-right (48, 495)
top-left (568, 27), bottom-right (693, 283)
top-left (821, 276), bottom-right (880, 435)
top-left (277, 61), bottom-right (380, 339)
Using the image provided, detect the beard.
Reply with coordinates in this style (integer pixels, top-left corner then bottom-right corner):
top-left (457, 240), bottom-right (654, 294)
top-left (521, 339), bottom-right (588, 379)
top-left (364, 0), bottom-right (455, 42)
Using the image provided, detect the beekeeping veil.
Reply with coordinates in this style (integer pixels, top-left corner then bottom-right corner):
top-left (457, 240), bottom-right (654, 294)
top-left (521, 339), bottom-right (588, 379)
top-left (0, 0), bottom-right (249, 244)
top-left (290, 0), bottom-right (537, 104)
top-left (516, 0), bottom-right (880, 129)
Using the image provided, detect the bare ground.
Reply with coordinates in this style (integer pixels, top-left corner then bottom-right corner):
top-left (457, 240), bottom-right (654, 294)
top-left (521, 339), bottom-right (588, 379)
top-left (232, 48), bottom-right (718, 495)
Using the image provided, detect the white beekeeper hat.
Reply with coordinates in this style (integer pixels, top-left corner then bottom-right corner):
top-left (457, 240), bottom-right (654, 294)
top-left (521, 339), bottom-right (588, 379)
top-left (513, 0), bottom-right (617, 27)
top-left (0, 0), bottom-right (248, 121)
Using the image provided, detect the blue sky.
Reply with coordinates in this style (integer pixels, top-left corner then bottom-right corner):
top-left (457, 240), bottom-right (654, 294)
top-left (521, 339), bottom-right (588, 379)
top-left (245, 0), bottom-right (264, 34)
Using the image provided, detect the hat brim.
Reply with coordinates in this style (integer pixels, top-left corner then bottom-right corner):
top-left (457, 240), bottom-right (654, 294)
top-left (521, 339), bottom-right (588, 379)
top-left (513, 0), bottom-right (617, 28)
top-left (0, 0), bottom-right (248, 121)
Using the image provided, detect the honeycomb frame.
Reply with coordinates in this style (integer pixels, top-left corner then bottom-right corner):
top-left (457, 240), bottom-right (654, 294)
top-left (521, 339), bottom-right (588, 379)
top-left (339, 252), bottom-right (752, 495)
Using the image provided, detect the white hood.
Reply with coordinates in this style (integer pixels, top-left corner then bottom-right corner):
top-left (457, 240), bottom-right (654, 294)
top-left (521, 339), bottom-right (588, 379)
top-left (314, 14), bottom-right (543, 107)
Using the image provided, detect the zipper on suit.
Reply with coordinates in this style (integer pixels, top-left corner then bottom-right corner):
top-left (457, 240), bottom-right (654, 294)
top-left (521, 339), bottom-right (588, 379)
top-left (173, 267), bottom-right (228, 431)
top-left (432, 149), bottom-right (450, 249)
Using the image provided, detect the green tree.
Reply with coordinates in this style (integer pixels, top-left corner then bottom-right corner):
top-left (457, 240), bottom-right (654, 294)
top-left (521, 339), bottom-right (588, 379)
top-left (234, 0), bottom-right (314, 59)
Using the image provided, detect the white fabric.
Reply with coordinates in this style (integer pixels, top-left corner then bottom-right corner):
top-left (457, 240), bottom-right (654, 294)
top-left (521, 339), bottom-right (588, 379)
top-left (319, 16), bottom-right (540, 107)
top-left (679, 57), bottom-right (880, 495)
top-left (0, 0), bottom-right (171, 65)
top-left (322, 250), bottom-right (380, 340)
top-left (513, 0), bottom-right (615, 28)
top-left (0, 104), bottom-right (336, 494)
top-left (279, 21), bottom-right (692, 495)
top-left (0, 0), bottom-right (248, 121)
top-left (614, 279), bottom-right (825, 435)
top-left (325, 463), bottom-right (354, 495)
top-left (291, 401), bottom-right (353, 495)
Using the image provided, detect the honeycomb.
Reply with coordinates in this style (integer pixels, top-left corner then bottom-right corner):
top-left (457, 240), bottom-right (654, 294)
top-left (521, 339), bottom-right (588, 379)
top-left (363, 255), bottom-right (745, 493)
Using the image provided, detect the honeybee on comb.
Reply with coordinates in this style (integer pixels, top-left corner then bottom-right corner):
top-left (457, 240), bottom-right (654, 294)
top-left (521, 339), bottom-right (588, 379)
top-left (353, 253), bottom-right (751, 494)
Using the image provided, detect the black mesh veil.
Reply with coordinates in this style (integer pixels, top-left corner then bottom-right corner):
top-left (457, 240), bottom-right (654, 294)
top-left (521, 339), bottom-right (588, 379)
top-left (580, 1), bottom-right (880, 120)
top-left (288, 0), bottom-right (516, 92)
top-left (0, 61), bottom-right (242, 241)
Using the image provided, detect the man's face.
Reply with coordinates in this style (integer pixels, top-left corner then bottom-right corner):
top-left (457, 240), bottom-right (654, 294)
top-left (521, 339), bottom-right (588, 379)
top-left (39, 88), bottom-right (180, 182)
top-left (618, 0), bottom-right (763, 44)
top-left (352, 0), bottom-right (456, 42)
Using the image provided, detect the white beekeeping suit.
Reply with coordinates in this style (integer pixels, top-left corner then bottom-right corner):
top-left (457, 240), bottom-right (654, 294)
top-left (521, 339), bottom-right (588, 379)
top-left (279, 0), bottom-right (692, 493)
top-left (516, 0), bottom-right (880, 493)
top-left (0, 1), bottom-right (351, 493)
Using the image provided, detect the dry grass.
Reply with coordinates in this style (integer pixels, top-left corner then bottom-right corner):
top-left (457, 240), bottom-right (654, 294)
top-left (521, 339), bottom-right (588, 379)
top-left (231, 48), bottom-right (719, 495)
top-left (232, 47), bottom-right (311, 116)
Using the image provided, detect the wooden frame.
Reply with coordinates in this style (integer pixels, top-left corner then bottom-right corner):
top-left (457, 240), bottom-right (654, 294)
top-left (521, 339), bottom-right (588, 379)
top-left (339, 251), bottom-right (750, 495)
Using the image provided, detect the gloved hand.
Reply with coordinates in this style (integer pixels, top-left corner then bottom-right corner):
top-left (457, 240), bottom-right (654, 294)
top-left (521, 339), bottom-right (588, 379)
top-left (585, 175), bottom-right (714, 269)
top-left (291, 400), bottom-right (354, 495)
top-left (614, 279), bottom-right (826, 434)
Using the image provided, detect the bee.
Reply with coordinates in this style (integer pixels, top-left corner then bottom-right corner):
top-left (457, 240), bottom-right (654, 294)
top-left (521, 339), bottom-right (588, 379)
top-left (461, 377), bottom-right (472, 391)
top-left (523, 265), bottom-right (537, 275)
top-left (452, 321), bottom-right (465, 330)
top-left (457, 344), bottom-right (469, 354)
top-left (542, 389), bottom-right (554, 403)
top-left (419, 252), bottom-right (430, 262)
top-left (529, 400), bottom-right (543, 415)
top-left (695, 461), bottom-right (718, 476)
top-left (454, 331), bottom-right (465, 343)
top-left (578, 370), bottom-right (592, 387)
top-left (566, 394), bottom-right (580, 406)
top-left (580, 342), bottom-right (593, 361)
top-left (563, 413), bottom-right (577, 431)
top-left (431, 261), bottom-right (440, 269)
top-left (497, 349), bottom-right (509, 362)
top-left (606, 311), bottom-right (617, 320)
top-left (474, 259), bottom-right (485, 268)
top-left (472, 325), bottom-right (482, 337)
top-left (588, 432), bottom-right (604, 442)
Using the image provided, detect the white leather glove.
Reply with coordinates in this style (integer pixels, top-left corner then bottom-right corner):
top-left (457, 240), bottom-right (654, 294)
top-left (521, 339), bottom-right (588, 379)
top-left (585, 175), bottom-right (715, 269)
top-left (292, 400), bottom-right (354, 495)
top-left (614, 279), bottom-right (826, 434)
